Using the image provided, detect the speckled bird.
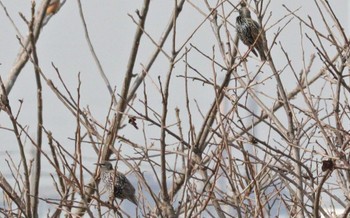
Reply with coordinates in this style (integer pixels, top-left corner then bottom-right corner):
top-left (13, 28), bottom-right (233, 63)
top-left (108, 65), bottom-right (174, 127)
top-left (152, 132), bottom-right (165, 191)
top-left (236, 4), bottom-right (266, 61)
top-left (96, 161), bottom-right (138, 206)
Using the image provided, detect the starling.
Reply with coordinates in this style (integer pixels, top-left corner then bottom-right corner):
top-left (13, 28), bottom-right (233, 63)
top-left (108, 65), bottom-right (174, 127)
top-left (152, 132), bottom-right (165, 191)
top-left (236, 4), bottom-right (266, 61)
top-left (96, 161), bottom-right (138, 206)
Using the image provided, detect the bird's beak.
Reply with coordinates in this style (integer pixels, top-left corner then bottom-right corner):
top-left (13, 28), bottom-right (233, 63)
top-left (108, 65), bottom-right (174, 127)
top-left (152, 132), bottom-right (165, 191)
top-left (94, 163), bottom-right (103, 166)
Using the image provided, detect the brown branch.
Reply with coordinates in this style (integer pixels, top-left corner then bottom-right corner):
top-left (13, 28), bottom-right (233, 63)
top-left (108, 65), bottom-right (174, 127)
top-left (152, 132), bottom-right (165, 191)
top-left (28, 2), bottom-right (43, 217)
top-left (313, 170), bottom-right (332, 218)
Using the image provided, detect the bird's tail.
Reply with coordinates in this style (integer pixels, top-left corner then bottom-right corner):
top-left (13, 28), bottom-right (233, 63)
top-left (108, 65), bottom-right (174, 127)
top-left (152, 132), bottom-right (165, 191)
top-left (257, 45), bottom-right (267, 61)
top-left (256, 36), bottom-right (268, 61)
top-left (129, 195), bottom-right (138, 206)
top-left (250, 47), bottom-right (258, 57)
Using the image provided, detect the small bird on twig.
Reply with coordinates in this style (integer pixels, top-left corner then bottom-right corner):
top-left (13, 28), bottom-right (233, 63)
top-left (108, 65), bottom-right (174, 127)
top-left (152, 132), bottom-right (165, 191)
top-left (96, 161), bottom-right (138, 206)
top-left (236, 3), bottom-right (266, 61)
top-left (46, 0), bottom-right (60, 16)
top-left (42, 0), bottom-right (61, 26)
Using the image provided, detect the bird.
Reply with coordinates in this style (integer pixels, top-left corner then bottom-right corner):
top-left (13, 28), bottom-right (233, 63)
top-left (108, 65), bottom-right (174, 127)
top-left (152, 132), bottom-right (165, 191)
top-left (96, 161), bottom-right (138, 206)
top-left (236, 3), bottom-right (266, 61)
top-left (46, 0), bottom-right (60, 16)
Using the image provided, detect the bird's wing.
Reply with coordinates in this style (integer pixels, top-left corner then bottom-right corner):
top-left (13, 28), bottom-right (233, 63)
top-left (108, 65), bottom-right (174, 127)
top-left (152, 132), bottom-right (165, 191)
top-left (249, 20), bottom-right (262, 44)
top-left (237, 18), bottom-right (254, 45)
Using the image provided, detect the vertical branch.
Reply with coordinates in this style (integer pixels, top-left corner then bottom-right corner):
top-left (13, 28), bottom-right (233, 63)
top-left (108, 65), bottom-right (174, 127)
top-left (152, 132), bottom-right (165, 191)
top-left (313, 170), bottom-right (332, 218)
top-left (75, 73), bottom-right (83, 203)
top-left (172, 50), bottom-right (193, 215)
top-left (158, 2), bottom-right (178, 216)
top-left (28, 2), bottom-right (43, 217)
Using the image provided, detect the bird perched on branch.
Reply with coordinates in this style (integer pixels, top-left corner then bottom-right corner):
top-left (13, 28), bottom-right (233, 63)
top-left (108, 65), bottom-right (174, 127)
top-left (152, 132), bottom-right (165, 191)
top-left (236, 3), bottom-right (266, 61)
top-left (96, 161), bottom-right (138, 206)
top-left (46, 0), bottom-right (60, 16)
top-left (42, 0), bottom-right (60, 25)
